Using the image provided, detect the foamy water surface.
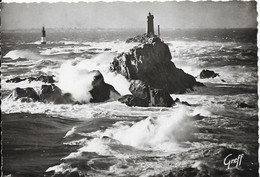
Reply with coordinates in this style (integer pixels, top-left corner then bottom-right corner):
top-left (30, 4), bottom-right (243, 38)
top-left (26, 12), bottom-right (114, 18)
top-left (2, 29), bottom-right (258, 177)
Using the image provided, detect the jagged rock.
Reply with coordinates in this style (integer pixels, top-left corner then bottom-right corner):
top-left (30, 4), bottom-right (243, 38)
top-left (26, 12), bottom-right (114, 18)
top-left (237, 102), bottom-right (254, 108)
top-left (6, 75), bottom-right (55, 84)
top-left (8, 71), bottom-right (120, 104)
top-left (40, 84), bottom-right (74, 104)
top-left (28, 75), bottom-right (56, 83)
top-left (10, 87), bottom-right (41, 101)
top-left (89, 70), bottom-right (120, 103)
top-left (40, 84), bottom-right (62, 102)
top-left (120, 80), bottom-right (174, 107)
top-left (111, 37), bottom-right (201, 94)
top-left (126, 34), bottom-right (150, 43)
top-left (149, 88), bottom-right (174, 107)
top-left (54, 93), bottom-right (75, 104)
top-left (118, 95), bottom-right (149, 107)
top-left (199, 69), bottom-right (219, 79)
top-left (129, 80), bottom-right (150, 100)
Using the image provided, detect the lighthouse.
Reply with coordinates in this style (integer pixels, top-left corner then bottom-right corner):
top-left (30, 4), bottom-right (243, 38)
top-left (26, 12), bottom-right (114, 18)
top-left (41, 26), bottom-right (46, 44)
top-left (147, 12), bottom-right (154, 37)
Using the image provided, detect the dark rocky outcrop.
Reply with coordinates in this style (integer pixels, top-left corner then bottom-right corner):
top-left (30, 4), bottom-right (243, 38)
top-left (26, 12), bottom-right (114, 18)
top-left (29, 75), bottom-right (56, 83)
top-left (10, 87), bottom-right (41, 102)
top-left (199, 69), bottom-right (219, 79)
top-left (40, 84), bottom-right (75, 104)
top-left (111, 37), bottom-right (201, 94)
top-left (40, 84), bottom-right (62, 103)
top-left (237, 102), bottom-right (255, 108)
top-left (149, 88), bottom-right (174, 107)
top-left (9, 85), bottom-right (75, 104)
top-left (6, 75), bottom-right (55, 84)
top-left (7, 71), bottom-right (121, 104)
top-left (6, 77), bottom-right (26, 83)
top-left (89, 70), bottom-right (121, 103)
top-left (129, 79), bottom-right (150, 100)
top-left (119, 80), bottom-right (174, 107)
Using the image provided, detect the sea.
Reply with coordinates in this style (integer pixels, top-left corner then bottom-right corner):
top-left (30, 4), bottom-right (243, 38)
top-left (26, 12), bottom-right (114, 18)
top-left (2, 28), bottom-right (258, 177)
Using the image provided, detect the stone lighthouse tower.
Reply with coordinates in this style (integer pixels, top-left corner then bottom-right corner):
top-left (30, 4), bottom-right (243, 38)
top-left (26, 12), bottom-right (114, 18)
top-left (147, 12), bottom-right (154, 37)
top-left (41, 26), bottom-right (46, 44)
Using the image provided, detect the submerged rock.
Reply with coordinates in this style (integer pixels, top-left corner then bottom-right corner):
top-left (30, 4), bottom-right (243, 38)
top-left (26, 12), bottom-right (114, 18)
top-left (6, 75), bottom-right (55, 84)
top-left (89, 70), bottom-right (120, 103)
top-left (237, 102), bottom-right (255, 108)
top-left (29, 75), bottom-right (56, 83)
top-left (111, 37), bottom-right (201, 93)
top-left (199, 69), bottom-right (219, 79)
top-left (6, 77), bottom-right (26, 83)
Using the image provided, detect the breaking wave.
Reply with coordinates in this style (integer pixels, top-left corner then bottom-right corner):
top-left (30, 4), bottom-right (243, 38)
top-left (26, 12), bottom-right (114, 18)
top-left (4, 49), bottom-right (42, 60)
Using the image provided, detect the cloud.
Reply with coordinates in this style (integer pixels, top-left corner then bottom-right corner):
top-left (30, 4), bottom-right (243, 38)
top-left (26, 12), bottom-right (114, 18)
top-left (2, 1), bottom-right (257, 29)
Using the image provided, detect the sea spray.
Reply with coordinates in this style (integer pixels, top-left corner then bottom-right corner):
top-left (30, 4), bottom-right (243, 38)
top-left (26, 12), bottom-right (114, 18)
top-left (57, 60), bottom-right (94, 103)
top-left (66, 53), bottom-right (130, 95)
top-left (66, 106), bottom-right (195, 157)
top-left (107, 106), bottom-right (194, 151)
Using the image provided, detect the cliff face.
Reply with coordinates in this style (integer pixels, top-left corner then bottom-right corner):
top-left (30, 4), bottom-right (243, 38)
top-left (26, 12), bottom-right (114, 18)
top-left (110, 37), bottom-right (201, 94)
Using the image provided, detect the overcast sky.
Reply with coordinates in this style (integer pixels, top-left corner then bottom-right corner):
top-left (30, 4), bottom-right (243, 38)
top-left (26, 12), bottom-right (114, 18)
top-left (2, 1), bottom-right (257, 29)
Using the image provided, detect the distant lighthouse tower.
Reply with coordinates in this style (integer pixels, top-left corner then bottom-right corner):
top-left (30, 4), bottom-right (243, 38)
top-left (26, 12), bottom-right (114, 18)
top-left (41, 26), bottom-right (46, 44)
top-left (147, 12), bottom-right (154, 37)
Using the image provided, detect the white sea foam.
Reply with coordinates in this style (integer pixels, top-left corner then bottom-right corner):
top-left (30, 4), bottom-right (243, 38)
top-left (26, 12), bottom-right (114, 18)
top-left (56, 53), bottom-right (131, 96)
top-left (105, 107), bottom-right (193, 151)
top-left (27, 41), bottom-right (42, 45)
top-left (63, 106), bottom-right (195, 159)
top-left (45, 163), bottom-right (78, 174)
top-left (4, 49), bottom-right (42, 60)
top-left (2, 80), bottom-right (44, 91)
top-left (39, 41), bottom-right (136, 56)
top-left (57, 60), bottom-right (95, 103)
top-left (64, 126), bottom-right (77, 138)
top-left (167, 40), bottom-right (257, 85)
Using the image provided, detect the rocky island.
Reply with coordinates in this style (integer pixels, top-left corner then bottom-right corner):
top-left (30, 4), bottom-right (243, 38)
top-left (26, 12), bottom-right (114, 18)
top-left (110, 13), bottom-right (202, 107)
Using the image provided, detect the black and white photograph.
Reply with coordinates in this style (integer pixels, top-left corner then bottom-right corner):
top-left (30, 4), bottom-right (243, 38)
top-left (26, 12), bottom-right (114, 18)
top-left (1, 0), bottom-right (258, 176)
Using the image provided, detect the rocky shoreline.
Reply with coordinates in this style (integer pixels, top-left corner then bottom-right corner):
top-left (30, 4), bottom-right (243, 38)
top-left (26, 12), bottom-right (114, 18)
top-left (8, 71), bottom-right (120, 104)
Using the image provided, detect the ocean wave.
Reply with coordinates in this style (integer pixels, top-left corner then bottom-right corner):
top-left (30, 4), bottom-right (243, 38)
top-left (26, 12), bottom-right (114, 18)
top-left (62, 106), bottom-right (195, 158)
top-left (39, 41), bottom-right (136, 56)
top-left (46, 106), bottom-right (201, 176)
top-left (55, 54), bottom-right (131, 96)
top-left (3, 49), bottom-right (42, 60)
